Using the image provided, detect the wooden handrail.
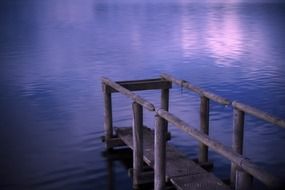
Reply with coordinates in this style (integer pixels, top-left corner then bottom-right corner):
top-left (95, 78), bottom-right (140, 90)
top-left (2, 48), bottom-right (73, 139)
top-left (161, 73), bottom-right (231, 105)
top-left (101, 75), bottom-right (284, 189)
top-left (102, 77), bottom-right (155, 111)
top-left (233, 101), bottom-right (285, 129)
top-left (156, 109), bottom-right (282, 189)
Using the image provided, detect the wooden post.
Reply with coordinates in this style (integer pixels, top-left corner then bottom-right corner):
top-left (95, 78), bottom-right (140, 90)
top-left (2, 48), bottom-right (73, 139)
top-left (231, 108), bottom-right (245, 187)
top-left (103, 83), bottom-right (113, 149)
top-left (161, 88), bottom-right (169, 133)
top-left (155, 114), bottom-right (166, 190)
top-left (235, 168), bottom-right (253, 190)
top-left (199, 96), bottom-right (209, 163)
top-left (132, 102), bottom-right (143, 187)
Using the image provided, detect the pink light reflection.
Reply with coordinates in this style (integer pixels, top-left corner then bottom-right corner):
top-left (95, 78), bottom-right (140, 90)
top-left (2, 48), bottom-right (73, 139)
top-left (206, 9), bottom-right (244, 66)
top-left (180, 15), bottom-right (199, 58)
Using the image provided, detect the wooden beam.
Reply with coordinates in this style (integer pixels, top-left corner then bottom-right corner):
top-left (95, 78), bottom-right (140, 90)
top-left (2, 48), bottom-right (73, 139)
top-left (108, 78), bottom-right (172, 92)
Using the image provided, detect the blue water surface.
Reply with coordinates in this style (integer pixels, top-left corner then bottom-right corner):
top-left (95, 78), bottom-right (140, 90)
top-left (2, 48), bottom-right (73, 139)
top-left (0, 0), bottom-right (285, 189)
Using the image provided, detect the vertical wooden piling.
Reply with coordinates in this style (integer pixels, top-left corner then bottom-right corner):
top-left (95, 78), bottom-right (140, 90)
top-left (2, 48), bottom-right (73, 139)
top-left (103, 83), bottom-right (113, 149)
top-left (161, 88), bottom-right (169, 133)
top-left (155, 114), bottom-right (166, 190)
top-left (199, 96), bottom-right (209, 163)
top-left (235, 168), bottom-right (253, 190)
top-left (132, 102), bottom-right (143, 187)
top-left (231, 108), bottom-right (245, 186)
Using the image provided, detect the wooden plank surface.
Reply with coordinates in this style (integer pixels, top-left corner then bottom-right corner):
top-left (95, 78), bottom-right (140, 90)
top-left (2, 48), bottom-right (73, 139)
top-left (171, 173), bottom-right (230, 190)
top-left (116, 127), bottom-right (230, 190)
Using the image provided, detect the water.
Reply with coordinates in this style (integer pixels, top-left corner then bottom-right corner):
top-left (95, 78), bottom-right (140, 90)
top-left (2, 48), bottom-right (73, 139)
top-left (0, 0), bottom-right (285, 189)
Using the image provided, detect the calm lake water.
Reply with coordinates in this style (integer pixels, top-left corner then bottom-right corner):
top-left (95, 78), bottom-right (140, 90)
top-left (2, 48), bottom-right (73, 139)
top-left (1, 0), bottom-right (285, 189)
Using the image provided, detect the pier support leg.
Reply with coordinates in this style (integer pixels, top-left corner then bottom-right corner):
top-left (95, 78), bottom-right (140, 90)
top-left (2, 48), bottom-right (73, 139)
top-left (235, 169), bottom-right (253, 190)
top-left (103, 83), bottom-right (113, 150)
top-left (155, 115), bottom-right (166, 190)
top-left (199, 96), bottom-right (209, 164)
top-left (132, 102), bottom-right (143, 188)
top-left (231, 108), bottom-right (245, 187)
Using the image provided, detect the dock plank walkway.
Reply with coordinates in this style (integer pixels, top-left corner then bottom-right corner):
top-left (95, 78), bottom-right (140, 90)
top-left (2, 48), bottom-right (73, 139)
top-left (116, 126), bottom-right (230, 190)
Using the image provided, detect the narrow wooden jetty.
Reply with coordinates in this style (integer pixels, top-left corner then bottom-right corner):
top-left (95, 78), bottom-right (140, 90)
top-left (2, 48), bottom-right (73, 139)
top-left (116, 126), bottom-right (229, 190)
top-left (101, 74), bottom-right (285, 190)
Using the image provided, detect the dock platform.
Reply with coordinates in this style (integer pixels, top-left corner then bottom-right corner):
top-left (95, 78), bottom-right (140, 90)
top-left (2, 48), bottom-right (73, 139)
top-left (116, 126), bottom-right (230, 190)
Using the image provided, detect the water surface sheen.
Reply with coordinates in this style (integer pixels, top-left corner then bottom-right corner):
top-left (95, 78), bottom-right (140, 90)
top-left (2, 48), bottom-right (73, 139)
top-left (0, 0), bottom-right (285, 189)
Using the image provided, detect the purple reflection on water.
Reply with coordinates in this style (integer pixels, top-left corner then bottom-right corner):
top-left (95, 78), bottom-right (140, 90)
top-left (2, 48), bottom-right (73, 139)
top-left (0, 1), bottom-right (285, 190)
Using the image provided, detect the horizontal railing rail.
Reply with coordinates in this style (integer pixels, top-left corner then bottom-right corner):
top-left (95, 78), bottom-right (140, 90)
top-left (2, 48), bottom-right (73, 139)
top-left (161, 73), bottom-right (231, 105)
top-left (232, 101), bottom-right (285, 129)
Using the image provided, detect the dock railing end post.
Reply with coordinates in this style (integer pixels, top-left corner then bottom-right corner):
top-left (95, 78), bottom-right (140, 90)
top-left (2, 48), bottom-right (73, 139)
top-left (102, 82), bottom-right (113, 150)
top-left (199, 96), bottom-right (209, 164)
top-left (231, 108), bottom-right (245, 187)
top-left (132, 102), bottom-right (143, 187)
top-left (154, 114), bottom-right (166, 190)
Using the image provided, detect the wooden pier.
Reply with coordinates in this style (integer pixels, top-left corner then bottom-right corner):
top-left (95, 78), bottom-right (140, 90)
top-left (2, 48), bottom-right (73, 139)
top-left (101, 74), bottom-right (285, 190)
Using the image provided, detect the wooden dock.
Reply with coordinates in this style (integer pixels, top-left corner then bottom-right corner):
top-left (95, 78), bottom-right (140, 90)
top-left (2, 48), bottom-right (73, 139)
top-left (116, 126), bottom-right (229, 190)
top-left (101, 74), bottom-right (285, 190)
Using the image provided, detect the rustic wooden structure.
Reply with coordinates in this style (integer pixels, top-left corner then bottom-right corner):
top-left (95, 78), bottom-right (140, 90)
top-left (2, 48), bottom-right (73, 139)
top-left (101, 74), bottom-right (284, 190)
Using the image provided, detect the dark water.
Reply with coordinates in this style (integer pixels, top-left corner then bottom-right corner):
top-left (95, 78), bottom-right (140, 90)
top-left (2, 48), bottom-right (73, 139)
top-left (1, 0), bottom-right (285, 189)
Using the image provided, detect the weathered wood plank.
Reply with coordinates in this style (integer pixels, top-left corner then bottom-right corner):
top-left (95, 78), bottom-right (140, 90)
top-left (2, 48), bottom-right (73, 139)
top-left (171, 173), bottom-right (230, 190)
top-left (116, 127), bottom-right (230, 190)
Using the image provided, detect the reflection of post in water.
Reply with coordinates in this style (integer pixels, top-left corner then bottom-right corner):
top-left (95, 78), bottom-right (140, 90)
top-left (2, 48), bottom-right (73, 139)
top-left (107, 154), bottom-right (114, 190)
top-left (102, 148), bottom-right (133, 190)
